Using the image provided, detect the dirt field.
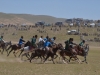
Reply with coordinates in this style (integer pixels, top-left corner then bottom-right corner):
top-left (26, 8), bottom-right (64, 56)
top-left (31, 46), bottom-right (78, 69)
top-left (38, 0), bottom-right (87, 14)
top-left (0, 47), bottom-right (100, 75)
top-left (0, 26), bottom-right (100, 75)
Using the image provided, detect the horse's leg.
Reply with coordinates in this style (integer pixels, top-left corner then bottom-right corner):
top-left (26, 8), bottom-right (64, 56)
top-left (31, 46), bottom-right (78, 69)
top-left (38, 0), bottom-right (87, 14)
top-left (51, 55), bottom-right (55, 64)
top-left (25, 53), bottom-right (30, 59)
top-left (6, 45), bottom-right (12, 55)
top-left (69, 56), bottom-right (72, 62)
top-left (7, 49), bottom-right (13, 56)
top-left (21, 53), bottom-right (26, 60)
top-left (43, 55), bottom-right (49, 64)
top-left (29, 53), bottom-right (36, 63)
top-left (1, 47), bottom-right (4, 54)
top-left (18, 49), bottom-right (24, 57)
top-left (75, 56), bottom-right (81, 64)
top-left (82, 56), bottom-right (88, 64)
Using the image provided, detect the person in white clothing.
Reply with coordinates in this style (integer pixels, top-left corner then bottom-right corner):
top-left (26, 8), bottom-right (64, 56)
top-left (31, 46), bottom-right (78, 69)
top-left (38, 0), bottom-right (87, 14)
top-left (39, 36), bottom-right (44, 42)
top-left (38, 36), bottom-right (44, 48)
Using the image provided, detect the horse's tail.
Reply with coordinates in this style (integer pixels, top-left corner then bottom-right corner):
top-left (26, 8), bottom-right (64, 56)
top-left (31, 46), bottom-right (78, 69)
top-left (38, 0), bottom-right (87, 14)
top-left (6, 45), bottom-right (12, 51)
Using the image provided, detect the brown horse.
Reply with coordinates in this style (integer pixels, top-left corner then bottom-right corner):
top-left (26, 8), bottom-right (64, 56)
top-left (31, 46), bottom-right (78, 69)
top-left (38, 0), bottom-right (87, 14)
top-left (69, 44), bottom-right (89, 63)
top-left (0, 41), bottom-right (11, 54)
top-left (29, 43), bottom-right (63, 64)
top-left (7, 41), bottom-right (31, 57)
top-left (43, 43), bottom-right (64, 64)
top-left (58, 49), bottom-right (80, 64)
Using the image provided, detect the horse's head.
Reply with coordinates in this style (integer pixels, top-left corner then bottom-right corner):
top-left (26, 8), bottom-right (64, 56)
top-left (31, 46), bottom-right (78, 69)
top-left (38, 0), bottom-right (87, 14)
top-left (84, 44), bottom-right (89, 53)
top-left (25, 41), bottom-right (31, 46)
top-left (57, 43), bottom-right (64, 50)
top-left (8, 41), bottom-right (12, 45)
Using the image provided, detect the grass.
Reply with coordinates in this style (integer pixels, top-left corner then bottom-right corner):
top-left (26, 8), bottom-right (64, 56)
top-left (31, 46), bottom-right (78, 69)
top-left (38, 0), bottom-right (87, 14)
top-left (0, 25), bottom-right (100, 75)
top-left (0, 48), bottom-right (100, 75)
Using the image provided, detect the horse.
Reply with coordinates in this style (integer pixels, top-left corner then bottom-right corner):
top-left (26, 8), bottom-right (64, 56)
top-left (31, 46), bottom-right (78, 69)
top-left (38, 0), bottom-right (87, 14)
top-left (0, 41), bottom-right (12, 54)
top-left (69, 44), bottom-right (89, 63)
top-left (6, 41), bottom-right (31, 57)
top-left (20, 41), bottom-right (44, 61)
top-left (58, 49), bottom-right (80, 64)
top-left (43, 43), bottom-right (64, 64)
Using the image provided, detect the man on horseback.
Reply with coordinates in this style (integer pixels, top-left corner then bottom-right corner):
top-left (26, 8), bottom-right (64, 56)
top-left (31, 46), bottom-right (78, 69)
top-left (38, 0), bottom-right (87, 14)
top-left (31, 35), bottom-right (38, 48)
top-left (79, 40), bottom-right (86, 56)
top-left (18, 36), bottom-right (25, 48)
top-left (43, 38), bottom-right (53, 54)
top-left (64, 38), bottom-right (77, 55)
top-left (43, 36), bottom-right (49, 43)
top-left (51, 37), bottom-right (56, 44)
top-left (79, 40), bottom-right (85, 48)
top-left (0, 36), bottom-right (5, 43)
top-left (39, 36), bottom-right (44, 42)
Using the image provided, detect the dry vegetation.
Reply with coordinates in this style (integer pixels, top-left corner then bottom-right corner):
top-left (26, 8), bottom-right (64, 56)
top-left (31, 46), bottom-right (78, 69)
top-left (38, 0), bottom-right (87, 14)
top-left (0, 47), bottom-right (100, 75)
top-left (0, 12), bottom-right (100, 75)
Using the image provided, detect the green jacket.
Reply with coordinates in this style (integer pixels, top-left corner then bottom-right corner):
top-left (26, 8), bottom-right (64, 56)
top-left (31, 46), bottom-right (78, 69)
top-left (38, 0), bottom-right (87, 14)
top-left (65, 40), bottom-right (73, 50)
top-left (79, 42), bottom-right (84, 46)
top-left (31, 38), bottom-right (36, 45)
top-left (0, 37), bottom-right (3, 41)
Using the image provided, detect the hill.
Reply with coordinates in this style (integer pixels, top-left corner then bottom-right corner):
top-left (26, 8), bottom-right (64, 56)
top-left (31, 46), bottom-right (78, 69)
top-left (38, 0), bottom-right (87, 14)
top-left (0, 12), bottom-right (66, 25)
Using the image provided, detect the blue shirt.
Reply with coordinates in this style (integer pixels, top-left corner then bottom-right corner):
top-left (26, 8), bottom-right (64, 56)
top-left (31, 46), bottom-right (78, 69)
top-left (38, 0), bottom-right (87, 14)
top-left (18, 38), bottom-right (24, 45)
top-left (44, 41), bottom-right (52, 47)
top-left (44, 38), bottom-right (48, 42)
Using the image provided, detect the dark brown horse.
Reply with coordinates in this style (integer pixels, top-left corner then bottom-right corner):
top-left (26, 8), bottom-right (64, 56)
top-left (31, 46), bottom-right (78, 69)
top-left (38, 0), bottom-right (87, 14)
top-left (6, 41), bottom-right (31, 57)
top-left (43, 43), bottom-right (64, 64)
top-left (29, 43), bottom-right (63, 64)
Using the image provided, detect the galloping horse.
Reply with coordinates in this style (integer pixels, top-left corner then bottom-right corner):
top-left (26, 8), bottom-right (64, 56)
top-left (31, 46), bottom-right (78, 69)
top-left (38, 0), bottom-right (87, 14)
top-left (7, 41), bottom-right (31, 57)
top-left (0, 41), bottom-right (11, 54)
top-left (69, 44), bottom-right (89, 63)
top-left (29, 43), bottom-right (62, 63)
top-left (21, 41), bottom-right (44, 61)
top-left (43, 43), bottom-right (64, 64)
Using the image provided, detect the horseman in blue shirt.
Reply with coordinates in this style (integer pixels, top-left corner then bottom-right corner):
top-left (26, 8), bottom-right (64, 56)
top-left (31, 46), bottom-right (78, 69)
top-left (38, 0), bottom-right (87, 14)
top-left (44, 36), bottom-right (49, 43)
top-left (18, 36), bottom-right (25, 47)
top-left (43, 38), bottom-right (52, 54)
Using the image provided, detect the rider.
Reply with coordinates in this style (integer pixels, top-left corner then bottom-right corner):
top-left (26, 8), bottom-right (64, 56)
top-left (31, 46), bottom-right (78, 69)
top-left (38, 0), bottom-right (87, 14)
top-left (79, 40), bottom-right (85, 48)
top-left (39, 36), bottom-right (44, 42)
top-left (79, 40), bottom-right (86, 55)
top-left (0, 36), bottom-right (5, 43)
top-left (18, 36), bottom-right (25, 47)
top-left (43, 38), bottom-right (52, 54)
top-left (31, 35), bottom-right (38, 48)
top-left (65, 38), bottom-right (77, 55)
top-left (51, 37), bottom-right (56, 44)
top-left (44, 36), bottom-right (49, 43)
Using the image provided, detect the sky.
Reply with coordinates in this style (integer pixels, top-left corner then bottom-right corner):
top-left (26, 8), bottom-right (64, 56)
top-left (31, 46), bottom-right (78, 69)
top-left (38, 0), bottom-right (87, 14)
top-left (0, 0), bottom-right (100, 20)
